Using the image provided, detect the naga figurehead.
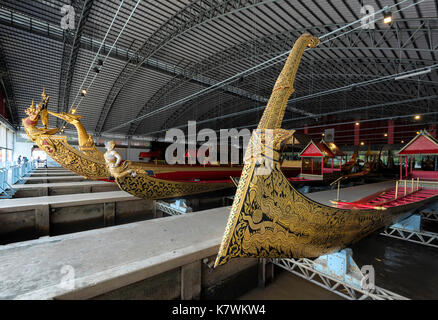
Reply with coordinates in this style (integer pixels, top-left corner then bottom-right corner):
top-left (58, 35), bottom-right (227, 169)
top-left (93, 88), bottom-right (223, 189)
top-left (22, 97), bottom-right (58, 141)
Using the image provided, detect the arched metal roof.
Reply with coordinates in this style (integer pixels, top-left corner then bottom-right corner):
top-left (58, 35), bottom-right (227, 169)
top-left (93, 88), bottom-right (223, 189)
top-left (0, 0), bottom-right (436, 144)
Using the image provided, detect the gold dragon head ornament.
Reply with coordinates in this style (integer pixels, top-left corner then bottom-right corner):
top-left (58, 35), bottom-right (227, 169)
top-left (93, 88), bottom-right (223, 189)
top-left (25, 100), bottom-right (37, 116)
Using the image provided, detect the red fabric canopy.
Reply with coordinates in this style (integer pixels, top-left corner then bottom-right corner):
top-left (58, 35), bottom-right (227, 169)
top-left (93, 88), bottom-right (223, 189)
top-left (299, 141), bottom-right (336, 158)
top-left (399, 132), bottom-right (438, 155)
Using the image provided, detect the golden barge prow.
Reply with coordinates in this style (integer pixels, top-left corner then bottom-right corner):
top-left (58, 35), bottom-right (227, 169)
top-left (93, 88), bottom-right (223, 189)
top-left (22, 89), bottom-right (108, 180)
top-left (214, 33), bottom-right (438, 267)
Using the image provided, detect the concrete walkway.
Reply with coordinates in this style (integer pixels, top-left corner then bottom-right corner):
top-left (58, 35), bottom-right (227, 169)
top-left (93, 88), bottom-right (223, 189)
top-left (11, 181), bottom-right (120, 198)
top-left (22, 176), bottom-right (85, 181)
top-left (12, 181), bottom-right (113, 190)
top-left (0, 207), bottom-right (228, 299)
top-left (29, 172), bottom-right (77, 177)
top-left (0, 190), bottom-right (135, 211)
top-left (0, 181), bottom-right (397, 300)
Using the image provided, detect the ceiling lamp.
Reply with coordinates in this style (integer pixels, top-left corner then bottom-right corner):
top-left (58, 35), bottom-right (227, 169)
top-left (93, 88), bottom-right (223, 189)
top-left (360, 142), bottom-right (365, 146)
top-left (383, 8), bottom-right (393, 24)
top-left (355, 122), bottom-right (360, 126)
top-left (414, 115), bottom-right (421, 120)
top-left (384, 133), bottom-right (388, 137)
top-left (81, 88), bottom-right (88, 96)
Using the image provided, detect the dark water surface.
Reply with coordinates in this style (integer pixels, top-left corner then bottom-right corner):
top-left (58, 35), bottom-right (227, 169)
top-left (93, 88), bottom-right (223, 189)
top-left (350, 222), bottom-right (438, 299)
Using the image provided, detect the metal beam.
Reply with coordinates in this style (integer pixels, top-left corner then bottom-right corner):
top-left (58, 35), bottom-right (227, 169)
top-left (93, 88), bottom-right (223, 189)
top-left (117, 18), bottom-right (438, 135)
top-left (0, 41), bottom-right (18, 126)
top-left (152, 58), bottom-right (437, 134)
top-left (57, 0), bottom-right (94, 127)
top-left (93, 0), bottom-right (278, 134)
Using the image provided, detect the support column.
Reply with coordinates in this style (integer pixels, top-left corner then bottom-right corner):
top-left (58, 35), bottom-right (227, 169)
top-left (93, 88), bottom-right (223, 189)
top-left (39, 187), bottom-right (49, 197)
top-left (258, 258), bottom-right (274, 288)
top-left (181, 260), bottom-right (201, 300)
top-left (35, 204), bottom-right (50, 237)
top-left (354, 120), bottom-right (360, 146)
top-left (321, 157), bottom-right (324, 175)
top-left (154, 200), bottom-right (163, 218)
top-left (103, 202), bottom-right (115, 226)
top-left (410, 156), bottom-right (413, 174)
top-left (400, 156), bottom-right (403, 179)
top-left (189, 199), bottom-right (200, 211)
top-left (388, 120), bottom-right (394, 145)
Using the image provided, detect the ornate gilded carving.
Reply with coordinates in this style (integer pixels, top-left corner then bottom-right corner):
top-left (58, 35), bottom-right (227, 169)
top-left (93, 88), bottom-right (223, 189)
top-left (103, 140), bottom-right (234, 199)
top-left (48, 111), bottom-right (104, 161)
top-left (214, 34), bottom-right (438, 267)
top-left (115, 172), bottom-right (232, 200)
top-left (22, 90), bottom-right (108, 179)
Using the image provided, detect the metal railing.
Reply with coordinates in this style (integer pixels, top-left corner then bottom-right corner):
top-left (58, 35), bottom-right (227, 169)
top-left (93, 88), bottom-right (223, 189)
top-left (0, 161), bottom-right (36, 198)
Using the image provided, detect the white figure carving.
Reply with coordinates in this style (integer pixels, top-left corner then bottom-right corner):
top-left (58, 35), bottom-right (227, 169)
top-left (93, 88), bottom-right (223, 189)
top-left (104, 140), bottom-right (122, 168)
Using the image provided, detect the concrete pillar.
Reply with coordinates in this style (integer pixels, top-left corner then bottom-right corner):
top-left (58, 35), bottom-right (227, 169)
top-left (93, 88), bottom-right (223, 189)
top-left (354, 120), bottom-right (360, 146)
top-left (257, 258), bottom-right (274, 289)
top-left (388, 120), bottom-right (394, 145)
top-left (39, 187), bottom-right (49, 197)
top-left (189, 199), bottom-right (199, 211)
top-left (153, 201), bottom-right (163, 218)
top-left (181, 260), bottom-right (201, 300)
top-left (35, 205), bottom-right (50, 237)
top-left (103, 202), bottom-right (116, 226)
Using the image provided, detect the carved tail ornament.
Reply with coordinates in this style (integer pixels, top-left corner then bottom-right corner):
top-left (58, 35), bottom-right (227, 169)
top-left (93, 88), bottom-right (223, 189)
top-left (214, 34), bottom-right (321, 267)
top-left (47, 111), bottom-right (104, 161)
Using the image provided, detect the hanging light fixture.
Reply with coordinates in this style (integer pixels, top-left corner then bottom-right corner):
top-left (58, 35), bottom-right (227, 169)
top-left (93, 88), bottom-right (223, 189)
top-left (383, 8), bottom-right (393, 24)
top-left (81, 88), bottom-right (88, 96)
